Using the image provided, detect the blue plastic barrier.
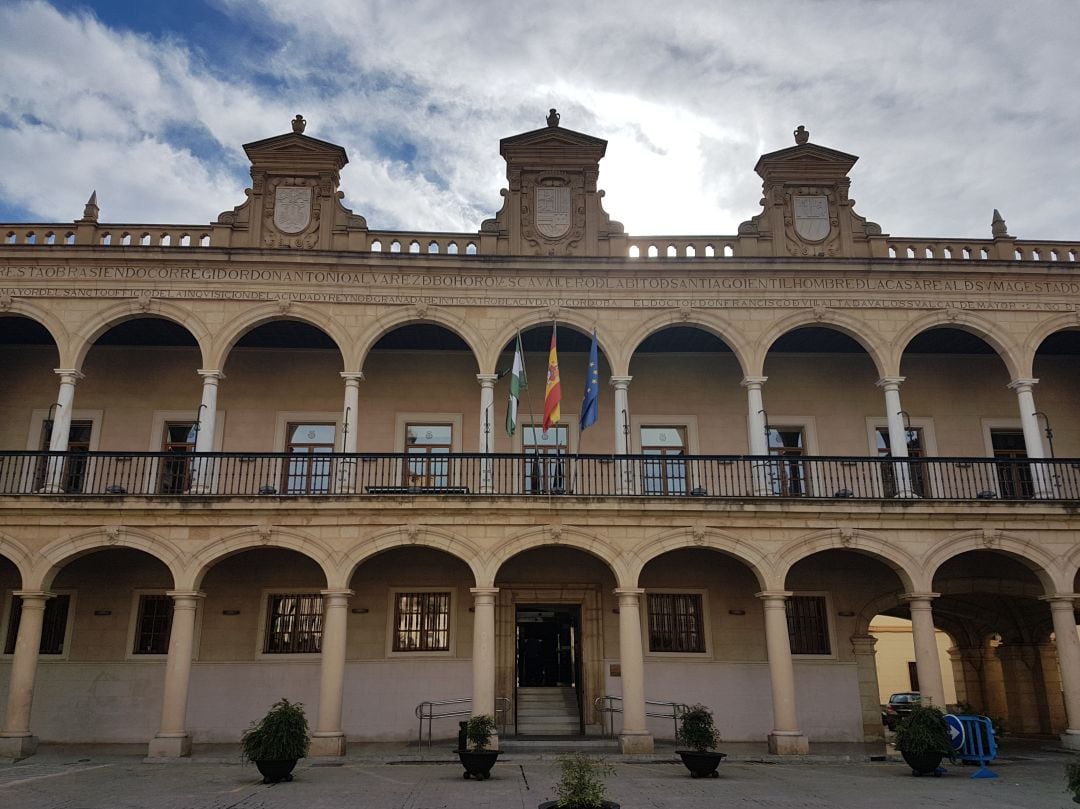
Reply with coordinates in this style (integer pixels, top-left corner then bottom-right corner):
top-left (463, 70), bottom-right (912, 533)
top-left (944, 714), bottom-right (997, 779)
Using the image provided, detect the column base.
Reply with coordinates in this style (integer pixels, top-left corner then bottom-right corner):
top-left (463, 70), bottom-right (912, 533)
top-left (309, 733), bottom-right (347, 757)
top-left (618, 732), bottom-right (654, 754)
top-left (768, 732), bottom-right (809, 755)
top-left (1060, 730), bottom-right (1080, 751)
top-left (0, 734), bottom-right (38, 761)
top-left (147, 733), bottom-right (191, 758)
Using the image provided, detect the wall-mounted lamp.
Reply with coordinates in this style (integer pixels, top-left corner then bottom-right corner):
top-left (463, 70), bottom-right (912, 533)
top-left (222, 609), bottom-right (241, 616)
top-left (728, 609), bottom-right (746, 616)
top-left (350, 607), bottom-right (369, 614)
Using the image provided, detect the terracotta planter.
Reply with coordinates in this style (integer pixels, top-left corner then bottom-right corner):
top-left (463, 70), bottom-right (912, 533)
top-left (676, 750), bottom-right (726, 778)
top-left (900, 750), bottom-right (944, 776)
top-left (254, 759), bottom-right (297, 783)
top-left (456, 749), bottom-right (500, 779)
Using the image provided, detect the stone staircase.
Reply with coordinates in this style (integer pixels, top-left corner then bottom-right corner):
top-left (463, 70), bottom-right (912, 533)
top-left (515, 686), bottom-right (581, 736)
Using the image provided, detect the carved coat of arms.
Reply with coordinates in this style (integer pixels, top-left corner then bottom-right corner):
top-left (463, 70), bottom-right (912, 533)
top-left (793, 195), bottom-right (830, 242)
top-left (274, 186), bottom-right (312, 234)
top-left (535, 186), bottom-right (571, 239)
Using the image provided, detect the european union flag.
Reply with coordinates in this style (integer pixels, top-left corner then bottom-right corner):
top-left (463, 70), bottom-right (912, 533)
top-left (580, 328), bottom-right (599, 431)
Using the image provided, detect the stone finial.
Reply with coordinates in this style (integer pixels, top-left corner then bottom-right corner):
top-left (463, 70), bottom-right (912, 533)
top-left (991, 209), bottom-right (1009, 238)
top-left (546, 108), bottom-right (560, 128)
top-left (291, 114), bottom-right (307, 134)
top-left (81, 190), bottom-right (99, 223)
top-left (794, 125), bottom-right (810, 145)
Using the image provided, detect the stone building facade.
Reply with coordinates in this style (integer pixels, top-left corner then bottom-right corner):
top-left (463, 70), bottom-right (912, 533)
top-left (2, 113), bottom-right (1080, 760)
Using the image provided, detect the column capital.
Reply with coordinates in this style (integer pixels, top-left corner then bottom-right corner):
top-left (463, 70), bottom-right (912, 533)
top-left (850, 634), bottom-right (878, 653)
top-left (166, 590), bottom-right (206, 602)
top-left (901, 592), bottom-right (940, 604)
top-left (11, 590), bottom-right (53, 603)
top-left (470, 587), bottom-right (500, 604)
top-left (340, 371), bottom-right (365, 383)
top-left (320, 588), bottom-right (354, 605)
top-left (476, 374), bottom-right (499, 387)
top-left (741, 375), bottom-right (767, 389)
top-left (196, 369), bottom-right (225, 382)
top-left (613, 587), bottom-right (645, 603)
top-left (609, 375), bottom-right (633, 390)
top-left (755, 590), bottom-right (792, 602)
top-left (1041, 593), bottom-right (1080, 605)
top-left (1007, 377), bottom-right (1039, 391)
top-left (53, 368), bottom-right (84, 382)
top-left (875, 376), bottom-right (906, 390)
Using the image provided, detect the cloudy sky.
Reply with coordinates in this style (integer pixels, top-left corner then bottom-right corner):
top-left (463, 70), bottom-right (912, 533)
top-left (1, 0), bottom-right (1077, 241)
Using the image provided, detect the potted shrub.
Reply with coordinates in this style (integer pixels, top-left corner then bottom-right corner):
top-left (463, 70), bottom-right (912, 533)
top-left (540, 753), bottom-right (618, 809)
top-left (456, 713), bottom-right (500, 780)
top-left (1066, 760), bottom-right (1080, 803)
top-left (240, 697), bottom-right (309, 783)
top-left (894, 704), bottom-right (954, 776)
top-left (675, 703), bottom-right (726, 778)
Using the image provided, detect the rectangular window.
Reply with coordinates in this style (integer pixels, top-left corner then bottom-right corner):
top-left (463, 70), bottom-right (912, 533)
top-left (284, 423), bottom-right (336, 494)
top-left (393, 591), bottom-right (451, 652)
top-left (875, 426), bottom-right (927, 497)
top-left (768, 427), bottom-right (807, 496)
top-left (4, 594), bottom-right (71, 655)
top-left (908, 660), bottom-right (920, 692)
top-left (640, 426), bottom-right (687, 495)
top-left (133, 594), bottom-right (174, 655)
top-left (263, 592), bottom-right (323, 653)
top-left (523, 424), bottom-right (569, 493)
top-left (785, 595), bottom-right (830, 655)
top-left (159, 421), bottom-right (198, 494)
top-left (404, 424), bottom-right (453, 489)
top-left (647, 592), bottom-right (705, 653)
top-left (991, 429), bottom-right (1032, 498)
top-left (36, 420), bottom-right (93, 492)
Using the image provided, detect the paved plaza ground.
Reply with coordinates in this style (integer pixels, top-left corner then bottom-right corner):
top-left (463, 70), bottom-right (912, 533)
top-left (1, 740), bottom-right (1076, 808)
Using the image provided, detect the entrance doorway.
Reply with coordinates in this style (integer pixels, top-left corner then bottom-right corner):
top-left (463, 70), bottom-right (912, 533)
top-left (515, 605), bottom-right (582, 735)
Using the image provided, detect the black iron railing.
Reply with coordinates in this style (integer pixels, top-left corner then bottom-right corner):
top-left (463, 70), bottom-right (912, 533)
top-left (0, 451), bottom-right (1077, 501)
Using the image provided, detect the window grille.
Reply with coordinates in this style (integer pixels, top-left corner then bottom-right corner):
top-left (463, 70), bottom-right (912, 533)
top-left (785, 595), bottom-right (830, 655)
top-left (133, 594), bottom-right (174, 654)
top-left (264, 592), bottom-right (323, 653)
top-left (647, 592), bottom-right (705, 653)
top-left (4, 594), bottom-right (71, 655)
top-left (393, 591), bottom-right (450, 652)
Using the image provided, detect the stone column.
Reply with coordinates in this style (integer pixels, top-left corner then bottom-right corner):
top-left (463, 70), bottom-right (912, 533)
top-left (1045, 596), bottom-right (1080, 749)
top-left (757, 591), bottom-right (809, 754)
top-left (1039, 641), bottom-right (1068, 735)
top-left (471, 587), bottom-right (499, 745)
top-left (311, 588), bottom-right (352, 757)
top-left (609, 376), bottom-right (633, 494)
top-left (336, 372), bottom-right (364, 494)
top-left (148, 591), bottom-right (204, 757)
top-left (996, 643), bottom-right (1045, 734)
top-left (948, 646), bottom-right (986, 709)
top-left (1008, 378), bottom-right (1052, 498)
top-left (477, 374), bottom-right (498, 493)
top-left (903, 593), bottom-right (946, 709)
top-left (851, 634), bottom-right (885, 741)
top-left (0, 592), bottom-right (50, 760)
top-left (876, 376), bottom-right (915, 497)
top-left (614, 588), bottom-right (653, 753)
top-left (41, 370), bottom-right (83, 492)
top-left (741, 376), bottom-right (770, 496)
top-left (191, 370), bottom-right (224, 494)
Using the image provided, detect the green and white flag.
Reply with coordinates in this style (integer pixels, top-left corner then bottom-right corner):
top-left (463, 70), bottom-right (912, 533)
top-left (505, 334), bottom-right (527, 436)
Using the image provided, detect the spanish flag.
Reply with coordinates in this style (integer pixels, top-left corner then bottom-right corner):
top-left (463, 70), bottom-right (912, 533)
top-left (543, 323), bottom-right (561, 430)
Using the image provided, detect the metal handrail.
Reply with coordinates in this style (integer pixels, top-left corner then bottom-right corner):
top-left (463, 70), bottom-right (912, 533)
top-left (414, 696), bottom-right (511, 751)
top-left (593, 695), bottom-right (689, 741)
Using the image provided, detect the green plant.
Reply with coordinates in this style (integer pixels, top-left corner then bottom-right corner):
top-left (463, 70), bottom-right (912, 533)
top-left (1067, 760), bottom-right (1080, 803)
top-left (555, 753), bottom-right (613, 809)
top-left (240, 698), bottom-right (310, 762)
top-left (894, 704), bottom-right (954, 757)
top-left (677, 704), bottom-right (721, 752)
top-left (466, 713), bottom-right (496, 751)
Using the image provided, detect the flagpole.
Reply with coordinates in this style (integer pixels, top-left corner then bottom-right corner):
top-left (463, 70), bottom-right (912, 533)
top-left (520, 328), bottom-right (544, 493)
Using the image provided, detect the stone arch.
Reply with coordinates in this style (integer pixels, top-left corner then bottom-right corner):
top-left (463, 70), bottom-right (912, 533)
top-left (751, 310), bottom-right (890, 378)
top-left (626, 527), bottom-right (770, 590)
top-left (773, 529), bottom-right (919, 593)
top-left (483, 310), bottom-right (614, 377)
top-left (356, 306), bottom-right (484, 374)
top-left (31, 527), bottom-right (184, 591)
top-left (208, 303), bottom-right (355, 371)
top-left (68, 300), bottom-right (212, 370)
top-left (620, 310), bottom-right (751, 379)
top-left (853, 589), bottom-right (909, 636)
top-left (922, 530), bottom-right (1059, 594)
top-left (186, 526), bottom-right (338, 591)
top-left (485, 526), bottom-right (630, 588)
top-left (891, 310), bottom-right (1024, 381)
top-left (0, 530), bottom-right (34, 588)
top-left (1023, 312), bottom-right (1080, 378)
top-left (0, 299), bottom-right (69, 358)
top-left (341, 525), bottom-right (483, 589)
